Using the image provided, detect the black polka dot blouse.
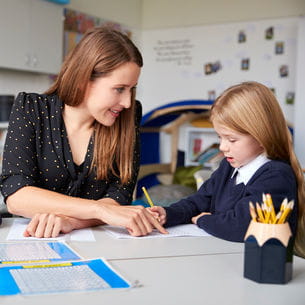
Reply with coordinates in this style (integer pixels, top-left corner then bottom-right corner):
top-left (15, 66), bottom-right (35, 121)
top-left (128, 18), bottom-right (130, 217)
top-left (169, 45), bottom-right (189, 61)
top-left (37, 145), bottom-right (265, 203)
top-left (0, 92), bottom-right (141, 205)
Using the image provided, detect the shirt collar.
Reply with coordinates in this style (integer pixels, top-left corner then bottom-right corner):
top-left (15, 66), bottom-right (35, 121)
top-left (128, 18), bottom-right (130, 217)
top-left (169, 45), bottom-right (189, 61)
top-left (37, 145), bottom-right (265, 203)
top-left (233, 154), bottom-right (270, 185)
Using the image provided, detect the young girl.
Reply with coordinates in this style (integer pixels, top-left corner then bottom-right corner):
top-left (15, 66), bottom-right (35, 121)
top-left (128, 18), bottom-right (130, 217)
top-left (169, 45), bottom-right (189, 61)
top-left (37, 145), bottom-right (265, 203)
top-left (150, 81), bottom-right (305, 257)
top-left (0, 26), bottom-right (166, 238)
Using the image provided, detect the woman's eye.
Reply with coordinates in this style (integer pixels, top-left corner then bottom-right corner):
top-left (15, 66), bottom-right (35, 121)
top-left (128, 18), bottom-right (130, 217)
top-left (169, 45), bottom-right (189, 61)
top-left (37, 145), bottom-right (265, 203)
top-left (115, 87), bottom-right (125, 93)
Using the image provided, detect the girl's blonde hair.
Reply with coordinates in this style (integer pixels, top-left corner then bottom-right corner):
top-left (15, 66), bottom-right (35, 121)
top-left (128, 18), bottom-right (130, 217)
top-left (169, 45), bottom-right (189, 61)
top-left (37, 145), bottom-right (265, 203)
top-left (210, 81), bottom-right (305, 257)
top-left (45, 26), bottom-right (143, 184)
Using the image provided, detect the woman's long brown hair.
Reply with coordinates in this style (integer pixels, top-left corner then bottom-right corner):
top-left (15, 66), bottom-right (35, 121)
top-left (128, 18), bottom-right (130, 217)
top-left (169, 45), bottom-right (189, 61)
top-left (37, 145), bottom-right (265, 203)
top-left (45, 26), bottom-right (143, 184)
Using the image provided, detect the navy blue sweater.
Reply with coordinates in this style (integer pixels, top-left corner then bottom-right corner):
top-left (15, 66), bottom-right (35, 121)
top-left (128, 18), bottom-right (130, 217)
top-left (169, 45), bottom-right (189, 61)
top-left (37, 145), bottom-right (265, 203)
top-left (165, 159), bottom-right (298, 242)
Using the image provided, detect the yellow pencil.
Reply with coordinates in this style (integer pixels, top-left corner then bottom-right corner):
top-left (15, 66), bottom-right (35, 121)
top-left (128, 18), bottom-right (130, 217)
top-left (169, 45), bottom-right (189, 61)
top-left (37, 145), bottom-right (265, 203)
top-left (280, 198), bottom-right (288, 212)
top-left (142, 186), bottom-right (154, 207)
top-left (266, 193), bottom-right (276, 223)
top-left (256, 202), bottom-right (265, 223)
top-left (277, 200), bottom-right (294, 224)
top-left (274, 211), bottom-right (282, 224)
top-left (249, 201), bottom-right (258, 222)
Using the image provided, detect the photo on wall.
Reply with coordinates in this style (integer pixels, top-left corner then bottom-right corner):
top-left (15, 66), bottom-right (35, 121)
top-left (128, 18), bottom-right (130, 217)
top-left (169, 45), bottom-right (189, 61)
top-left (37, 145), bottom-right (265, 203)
top-left (241, 58), bottom-right (250, 70)
top-left (275, 42), bottom-right (284, 55)
top-left (238, 30), bottom-right (246, 43)
top-left (265, 26), bottom-right (274, 39)
top-left (280, 65), bottom-right (289, 77)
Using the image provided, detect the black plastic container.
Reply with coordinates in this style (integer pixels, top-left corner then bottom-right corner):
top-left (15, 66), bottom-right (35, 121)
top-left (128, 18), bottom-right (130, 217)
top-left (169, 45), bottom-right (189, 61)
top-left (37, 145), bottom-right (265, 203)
top-left (0, 95), bottom-right (14, 122)
top-left (244, 221), bottom-right (293, 284)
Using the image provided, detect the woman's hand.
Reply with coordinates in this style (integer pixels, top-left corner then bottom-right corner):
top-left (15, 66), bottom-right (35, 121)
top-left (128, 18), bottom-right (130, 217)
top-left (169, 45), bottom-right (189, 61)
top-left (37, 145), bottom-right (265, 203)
top-left (98, 203), bottom-right (168, 236)
top-left (24, 213), bottom-right (74, 238)
top-left (147, 206), bottom-right (167, 225)
top-left (191, 212), bottom-right (211, 224)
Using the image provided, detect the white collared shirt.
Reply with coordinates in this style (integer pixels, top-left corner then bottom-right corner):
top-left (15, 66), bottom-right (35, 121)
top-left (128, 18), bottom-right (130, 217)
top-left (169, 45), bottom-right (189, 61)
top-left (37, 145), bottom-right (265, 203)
top-left (231, 154), bottom-right (270, 185)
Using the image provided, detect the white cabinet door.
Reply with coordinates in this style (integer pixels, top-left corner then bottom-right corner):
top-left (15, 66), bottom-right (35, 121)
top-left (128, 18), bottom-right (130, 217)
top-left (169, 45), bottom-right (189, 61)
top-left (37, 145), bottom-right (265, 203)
top-left (0, 0), bottom-right (63, 74)
top-left (0, 0), bottom-right (30, 71)
top-left (28, 0), bottom-right (63, 74)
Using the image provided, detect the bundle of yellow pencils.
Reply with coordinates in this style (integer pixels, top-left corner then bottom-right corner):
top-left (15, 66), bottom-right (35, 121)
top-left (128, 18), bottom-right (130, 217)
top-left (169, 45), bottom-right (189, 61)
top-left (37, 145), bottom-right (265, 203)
top-left (249, 193), bottom-right (294, 224)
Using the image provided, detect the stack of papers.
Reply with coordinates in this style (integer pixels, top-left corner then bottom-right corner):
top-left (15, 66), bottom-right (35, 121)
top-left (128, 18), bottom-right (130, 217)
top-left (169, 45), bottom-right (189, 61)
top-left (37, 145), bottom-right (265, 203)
top-left (0, 241), bottom-right (130, 296)
top-left (1, 220), bottom-right (210, 296)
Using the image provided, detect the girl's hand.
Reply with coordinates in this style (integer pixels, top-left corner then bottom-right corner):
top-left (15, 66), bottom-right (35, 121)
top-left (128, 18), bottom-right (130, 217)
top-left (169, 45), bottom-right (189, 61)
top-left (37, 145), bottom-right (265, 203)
top-left (98, 203), bottom-right (168, 237)
top-left (191, 212), bottom-right (211, 224)
top-left (24, 213), bottom-right (74, 238)
top-left (147, 206), bottom-right (167, 225)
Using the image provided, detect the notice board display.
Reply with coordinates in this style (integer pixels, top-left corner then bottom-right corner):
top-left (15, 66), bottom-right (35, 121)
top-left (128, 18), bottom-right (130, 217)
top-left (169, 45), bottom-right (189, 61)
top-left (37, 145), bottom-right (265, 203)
top-left (139, 17), bottom-right (298, 123)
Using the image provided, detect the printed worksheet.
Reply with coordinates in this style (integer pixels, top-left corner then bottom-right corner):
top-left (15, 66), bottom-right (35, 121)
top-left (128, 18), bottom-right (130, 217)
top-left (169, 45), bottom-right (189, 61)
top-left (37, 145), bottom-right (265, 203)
top-left (0, 241), bottom-right (81, 264)
top-left (6, 218), bottom-right (96, 242)
top-left (102, 224), bottom-right (211, 239)
top-left (0, 258), bottom-right (131, 295)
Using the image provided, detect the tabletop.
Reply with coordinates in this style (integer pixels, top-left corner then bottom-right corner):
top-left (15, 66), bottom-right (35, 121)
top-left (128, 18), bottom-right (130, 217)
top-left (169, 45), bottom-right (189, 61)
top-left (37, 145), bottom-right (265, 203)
top-left (1, 217), bottom-right (305, 305)
top-left (0, 253), bottom-right (304, 305)
top-left (0, 218), bottom-right (244, 259)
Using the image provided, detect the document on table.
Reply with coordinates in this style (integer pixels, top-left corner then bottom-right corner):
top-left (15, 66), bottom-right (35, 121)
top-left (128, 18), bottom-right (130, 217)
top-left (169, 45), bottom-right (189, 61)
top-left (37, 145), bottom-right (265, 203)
top-left (0, 258), bottom-right (131, 296)
top-left (7, 218), bottom-right (96, 242)
top-left (0, 241), bottom-right (81, 264)
top-left (102, 224), bottom-right (211, 239)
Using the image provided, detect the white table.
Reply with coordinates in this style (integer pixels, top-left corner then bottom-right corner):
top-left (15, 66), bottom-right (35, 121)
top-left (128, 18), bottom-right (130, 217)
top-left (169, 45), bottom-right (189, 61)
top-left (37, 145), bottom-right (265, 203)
top-left (0, 253), bottom-right (305, 305)
top-left (1, 218), bottom-right (305, 305)
top-left (0, 218), bottom-right (244, 259)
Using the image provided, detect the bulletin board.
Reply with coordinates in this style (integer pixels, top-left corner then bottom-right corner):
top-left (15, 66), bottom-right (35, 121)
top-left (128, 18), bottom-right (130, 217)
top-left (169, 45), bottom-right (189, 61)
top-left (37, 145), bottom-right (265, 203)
top-left (139, 17), bottom-right (298, 124)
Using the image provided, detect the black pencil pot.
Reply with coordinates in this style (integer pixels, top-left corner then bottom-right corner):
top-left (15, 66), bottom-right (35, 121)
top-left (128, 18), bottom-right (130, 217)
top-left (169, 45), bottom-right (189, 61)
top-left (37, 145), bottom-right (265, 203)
top-left (243, 221), bottom-right (293, 284)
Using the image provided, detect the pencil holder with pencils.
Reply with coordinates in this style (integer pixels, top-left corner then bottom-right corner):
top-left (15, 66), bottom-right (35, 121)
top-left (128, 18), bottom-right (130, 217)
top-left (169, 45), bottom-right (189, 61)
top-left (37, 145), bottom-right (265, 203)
top-left (243, 194), bottom-right (294, 284)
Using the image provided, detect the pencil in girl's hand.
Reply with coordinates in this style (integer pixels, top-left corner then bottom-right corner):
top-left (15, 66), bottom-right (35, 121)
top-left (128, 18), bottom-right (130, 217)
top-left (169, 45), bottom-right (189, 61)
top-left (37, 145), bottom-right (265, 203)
top-left (142, 186), bottom-right (154, 207)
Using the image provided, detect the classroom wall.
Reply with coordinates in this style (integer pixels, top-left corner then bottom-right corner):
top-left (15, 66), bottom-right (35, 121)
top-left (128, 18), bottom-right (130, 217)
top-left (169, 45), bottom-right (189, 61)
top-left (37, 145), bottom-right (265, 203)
top-left (0, 0), bottom-right (304, 165)
top-left (1, 0), bottom-right (303, 101)
top-left (66, 0), bottom-right (142, 29)
top-left (142, 0), bottom-right (305, 29)
top-left (140, 0), bottom-right (305, 167)
top-left (0, 0), bottom-right (142, 97)
top-left (294, 16), bottom-right (305, 167)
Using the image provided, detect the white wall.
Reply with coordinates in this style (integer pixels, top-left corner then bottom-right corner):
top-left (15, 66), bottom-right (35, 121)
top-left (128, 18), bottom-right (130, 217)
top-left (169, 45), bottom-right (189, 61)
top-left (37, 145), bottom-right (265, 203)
top-left (142, 0), bottom-right (305, 29)
top-left (294, 16), bottom-right (305, 167)
top-left (141, 0), bottom-right (305, 166)
top-left (66, 0), bottom-right (142, 29)
top-left (0, 0), bottom-right (304, 164)
top-left (0, 0), bottom-right (142, 97)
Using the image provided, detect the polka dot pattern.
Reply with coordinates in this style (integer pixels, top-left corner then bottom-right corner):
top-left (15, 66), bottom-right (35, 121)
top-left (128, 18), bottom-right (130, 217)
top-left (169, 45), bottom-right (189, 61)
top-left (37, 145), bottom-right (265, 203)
top-left (0, 92), bottom-right (141, 205)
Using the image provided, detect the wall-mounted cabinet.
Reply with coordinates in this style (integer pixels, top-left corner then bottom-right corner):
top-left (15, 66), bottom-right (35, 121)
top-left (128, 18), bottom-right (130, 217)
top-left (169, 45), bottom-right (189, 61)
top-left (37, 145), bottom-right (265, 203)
top-left (0, 0), bottom-right (63, 74)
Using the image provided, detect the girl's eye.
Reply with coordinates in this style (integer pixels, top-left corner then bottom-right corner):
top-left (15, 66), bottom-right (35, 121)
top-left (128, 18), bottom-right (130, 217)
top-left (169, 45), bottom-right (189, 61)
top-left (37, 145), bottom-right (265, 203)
top-left (229, 138), bottom-right (236, 143)
top-left (115, 87), bottom-right (125, 93)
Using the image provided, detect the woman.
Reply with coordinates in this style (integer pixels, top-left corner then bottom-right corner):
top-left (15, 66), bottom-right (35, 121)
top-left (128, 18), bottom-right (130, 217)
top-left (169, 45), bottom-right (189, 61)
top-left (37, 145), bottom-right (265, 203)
top-left (0, 26), bottom-right (166, 238)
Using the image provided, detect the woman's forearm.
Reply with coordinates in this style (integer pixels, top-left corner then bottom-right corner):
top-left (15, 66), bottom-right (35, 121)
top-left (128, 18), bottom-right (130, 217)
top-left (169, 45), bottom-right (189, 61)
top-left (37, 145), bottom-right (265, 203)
top-left (7, 185), bottom-right (167, 237)
top-left (6, 186), bottom-right (116, 220)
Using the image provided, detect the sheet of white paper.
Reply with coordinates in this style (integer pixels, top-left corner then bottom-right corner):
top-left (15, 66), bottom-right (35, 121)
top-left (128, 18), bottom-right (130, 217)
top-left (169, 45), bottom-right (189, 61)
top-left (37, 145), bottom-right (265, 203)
top-left (102, 224), bottom-right (211, 239)
top-left (6, 218), bottom-right (96, 242)
top-left (0, 242), bottom-right (61, 261)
